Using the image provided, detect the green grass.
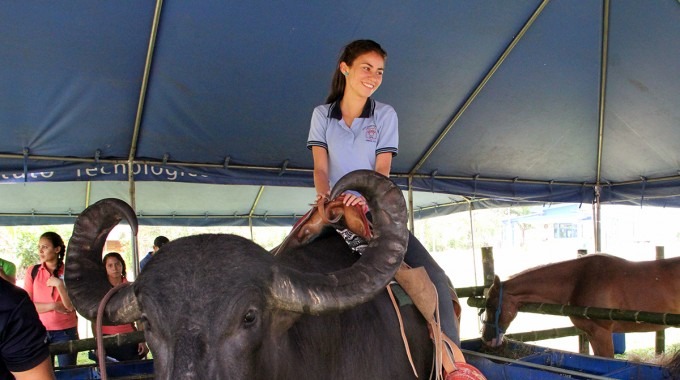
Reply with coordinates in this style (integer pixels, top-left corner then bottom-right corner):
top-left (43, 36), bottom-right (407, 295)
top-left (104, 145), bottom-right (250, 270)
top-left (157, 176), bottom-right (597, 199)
top-left (76, 351), bottom-right (95, 365)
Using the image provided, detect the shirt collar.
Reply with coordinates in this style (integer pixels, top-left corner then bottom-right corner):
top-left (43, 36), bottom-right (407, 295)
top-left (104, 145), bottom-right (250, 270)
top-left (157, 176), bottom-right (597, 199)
top-left (328, 98), bottom-right (375, 120)
top-left (39, 262), bottom-right (60, 274)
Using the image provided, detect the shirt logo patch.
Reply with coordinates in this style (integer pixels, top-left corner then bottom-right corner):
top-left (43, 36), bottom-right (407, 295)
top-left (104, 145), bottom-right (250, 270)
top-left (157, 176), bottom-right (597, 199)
top-left (365, 125), bottom-right (378, 142)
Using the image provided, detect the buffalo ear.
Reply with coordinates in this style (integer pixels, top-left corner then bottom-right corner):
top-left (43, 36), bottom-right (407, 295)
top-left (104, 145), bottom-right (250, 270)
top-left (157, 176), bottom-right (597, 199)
top-left (269, 310), bottom-right (301, 338)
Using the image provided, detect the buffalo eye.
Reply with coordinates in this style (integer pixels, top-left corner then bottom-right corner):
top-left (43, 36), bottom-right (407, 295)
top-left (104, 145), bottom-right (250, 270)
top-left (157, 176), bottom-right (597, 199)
top-left (243, 309), bottom-right (257, 327)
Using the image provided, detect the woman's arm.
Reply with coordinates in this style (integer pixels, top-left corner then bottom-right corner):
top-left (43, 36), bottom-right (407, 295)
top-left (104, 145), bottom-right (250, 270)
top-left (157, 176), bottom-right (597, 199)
top-left (133, 321), bottom-right (149, 357)
top-left (341, 152), bottom-right (393, 208)
top-left (312, 146), bottom-right (331, 201)
top-left (33, 302), bottom-right (55, 314)
top-left (47, 276), bottom-right (74, 311)
top-left (12, 357), bottom-right (55, 380)
top-left (375, 152), bottom-right (393, 177)
top-left (33, 301), bottom-right (70, 314)
top-left (55, 281), bottom-right (74, 311)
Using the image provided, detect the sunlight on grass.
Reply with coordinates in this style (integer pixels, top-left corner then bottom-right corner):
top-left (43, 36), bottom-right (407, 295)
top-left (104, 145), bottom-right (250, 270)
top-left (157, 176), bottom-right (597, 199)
top-left (76, 350), bottom-right (153, 365)
top-left (616, 343), bottom-right (680, 366)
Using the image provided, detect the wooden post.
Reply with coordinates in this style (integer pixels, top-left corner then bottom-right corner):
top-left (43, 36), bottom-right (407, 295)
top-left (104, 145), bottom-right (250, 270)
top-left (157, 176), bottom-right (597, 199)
top-left (49, 331), bottom-right (145, 355)
top-left (577, 249), bottom-right (590, 354)
top-left (455, 286), bottom-right (486, 298)
top-left (656, 246), bottom-right (665, 355)
top-left (481, 247), bottom-right (495, 291)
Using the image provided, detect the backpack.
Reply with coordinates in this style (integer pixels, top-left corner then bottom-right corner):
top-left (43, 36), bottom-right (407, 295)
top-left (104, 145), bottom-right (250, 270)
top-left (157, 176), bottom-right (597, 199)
top-left (30, 264), bottom-right (40, 281)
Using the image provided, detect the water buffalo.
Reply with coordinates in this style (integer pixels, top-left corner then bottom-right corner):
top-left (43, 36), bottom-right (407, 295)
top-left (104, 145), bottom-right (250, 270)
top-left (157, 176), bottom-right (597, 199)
top-left (65, 171), bottom-right (437, 379)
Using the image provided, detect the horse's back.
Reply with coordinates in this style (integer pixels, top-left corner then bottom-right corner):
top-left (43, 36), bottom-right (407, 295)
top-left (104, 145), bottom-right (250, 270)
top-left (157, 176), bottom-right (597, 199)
top-left (571, 254), bottom-right (680, 313)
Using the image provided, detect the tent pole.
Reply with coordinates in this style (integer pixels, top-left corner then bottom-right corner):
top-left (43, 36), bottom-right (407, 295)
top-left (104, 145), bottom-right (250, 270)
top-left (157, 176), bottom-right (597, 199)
top-left (128, 160), bottom-right (139, 279)
top-left (126, 0), bottom-right (162, 278)
top-left (592, 186), bottom-right (601, 253)
top-left (407, 0), bottom-right (549, 176)
top-left (591, 0), bottom-right (609, 254)
top-left (408, 176), bottom-right (414, 233)
top-left (467, 199), bottom-right (479, 288)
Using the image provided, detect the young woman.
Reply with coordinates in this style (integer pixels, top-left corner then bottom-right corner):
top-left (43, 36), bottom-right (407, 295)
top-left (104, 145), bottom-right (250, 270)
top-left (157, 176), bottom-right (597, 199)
top-left (307, 39), bottom-right (460, 345)
top-left (24, 231), bottom-right (78, 367)
top-left (97, 252), bottom-right (148, 362)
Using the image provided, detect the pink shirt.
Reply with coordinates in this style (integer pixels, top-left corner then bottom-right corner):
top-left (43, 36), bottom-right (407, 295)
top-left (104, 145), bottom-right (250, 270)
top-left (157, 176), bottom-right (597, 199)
top-left (23, 264), bottom-right (78, 331)
top-left (101, 322), bottom-right (136, 335)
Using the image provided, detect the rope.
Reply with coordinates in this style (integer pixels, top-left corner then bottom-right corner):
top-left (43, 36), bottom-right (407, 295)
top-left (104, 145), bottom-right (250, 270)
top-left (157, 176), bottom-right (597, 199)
top-left (494, 282), bottom-right (504, 341)
top-left (386, 284), bottom-right (418, 377)
top-left (96, 282), bottom-right (132, 380)
top-left (432, 285), bottom-right (444, 380)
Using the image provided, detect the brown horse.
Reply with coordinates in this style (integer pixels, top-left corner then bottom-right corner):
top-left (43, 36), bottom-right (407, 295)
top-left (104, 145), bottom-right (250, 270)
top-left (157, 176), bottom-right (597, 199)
top-left (480, 254), bottom-right (680, 358)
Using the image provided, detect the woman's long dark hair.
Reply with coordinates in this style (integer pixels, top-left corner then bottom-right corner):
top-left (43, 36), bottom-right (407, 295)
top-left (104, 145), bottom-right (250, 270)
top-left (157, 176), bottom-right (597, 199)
top-left (40, 231), bottom-right (66, 277)
top-left (102, 251), bottom-right (127, 280)
top-left (325, 39), bottom-right (387, 104)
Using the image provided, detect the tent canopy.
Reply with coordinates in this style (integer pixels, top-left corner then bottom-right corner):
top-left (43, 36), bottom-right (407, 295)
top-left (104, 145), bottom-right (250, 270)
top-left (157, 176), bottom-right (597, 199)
top-left (1, 1), bottom-right (679, 226)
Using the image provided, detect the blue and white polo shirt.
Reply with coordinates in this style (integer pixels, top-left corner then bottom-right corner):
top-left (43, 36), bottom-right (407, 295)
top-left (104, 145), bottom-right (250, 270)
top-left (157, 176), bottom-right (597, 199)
top-left (307, 98), bottom-right (398, 187)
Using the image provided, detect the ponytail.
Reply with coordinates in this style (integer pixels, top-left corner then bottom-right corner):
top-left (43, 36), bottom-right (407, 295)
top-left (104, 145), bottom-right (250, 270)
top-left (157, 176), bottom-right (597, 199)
top-left (54, 252), bottom-right (64, 277)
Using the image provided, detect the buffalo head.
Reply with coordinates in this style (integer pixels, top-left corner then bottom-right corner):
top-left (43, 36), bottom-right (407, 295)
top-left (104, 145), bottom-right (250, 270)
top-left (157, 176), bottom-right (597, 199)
top-left (65, 170), bottom-right (408, 379)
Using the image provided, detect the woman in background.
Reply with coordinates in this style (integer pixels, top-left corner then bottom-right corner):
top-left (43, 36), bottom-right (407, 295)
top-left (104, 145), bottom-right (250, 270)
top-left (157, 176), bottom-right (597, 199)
top-left (97, 252), bottom-right (148, 361)
top-left (24, 231), bottom-right (78, 367)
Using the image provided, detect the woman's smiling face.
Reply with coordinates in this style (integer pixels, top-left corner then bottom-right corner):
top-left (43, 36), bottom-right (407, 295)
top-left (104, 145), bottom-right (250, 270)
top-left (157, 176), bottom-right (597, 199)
top-left (341, 51), bottom-right (385, 98)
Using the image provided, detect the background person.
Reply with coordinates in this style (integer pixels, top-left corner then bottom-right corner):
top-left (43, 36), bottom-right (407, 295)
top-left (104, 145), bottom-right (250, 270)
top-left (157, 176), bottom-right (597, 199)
top-left (139, 236), bottom-right (169, 272)
top-left (95, 252), bottom-right (148, 361)
top-left (23, 232), bottom-right (78, 368)
top-left (306, 39), bottom-right (461, 345)
top-left (0, 277), bottom-right (55, 380)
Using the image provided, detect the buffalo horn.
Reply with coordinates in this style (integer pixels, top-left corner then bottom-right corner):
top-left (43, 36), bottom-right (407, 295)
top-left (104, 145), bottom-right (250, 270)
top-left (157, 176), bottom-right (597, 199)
top-left (270, 170), bottom-right (409, 314)
top-left (64, 198), bottom-right (142, 324)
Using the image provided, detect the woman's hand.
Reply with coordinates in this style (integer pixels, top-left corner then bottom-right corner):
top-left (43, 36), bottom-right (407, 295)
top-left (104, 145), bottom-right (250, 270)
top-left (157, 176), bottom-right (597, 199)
top-left (48, 275), bottom-right (75, 311)
top-left (342, 193), bottom-right (368, 213)
top-left (46, 276), bottom-right (62, 288)
top-left (47, 276), bottom-right (75, 313)
top-left (138, 342), bottom-right (149, 357)
top-left (53, 301), bottom-right (73, 314)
